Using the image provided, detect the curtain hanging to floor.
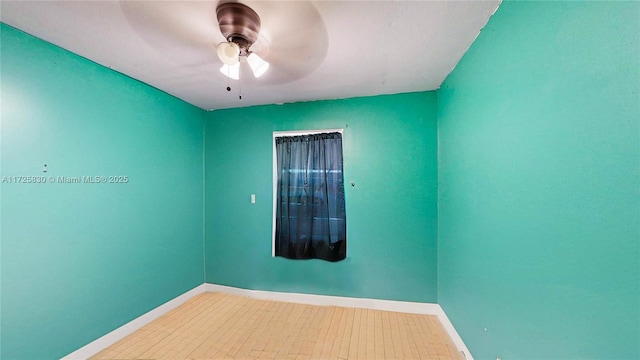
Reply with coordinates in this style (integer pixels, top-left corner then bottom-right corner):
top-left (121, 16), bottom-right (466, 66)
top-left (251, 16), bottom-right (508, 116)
top-left (275, 132), bottom-right (346, 262)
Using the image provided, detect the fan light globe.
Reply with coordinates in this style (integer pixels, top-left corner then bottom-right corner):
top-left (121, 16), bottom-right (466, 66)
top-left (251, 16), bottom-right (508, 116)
top-left (216, 42), bottom-right (240, 65)
top-left (247, 53), bottom-right (269, 78)
top-left (220, 62), bottom-right (240, 80)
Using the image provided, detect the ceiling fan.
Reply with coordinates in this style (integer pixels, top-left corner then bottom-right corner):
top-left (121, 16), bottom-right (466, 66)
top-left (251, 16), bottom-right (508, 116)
top-left (215, 2), bottom-right (268, 80)
top-left (117, 1), bottom-right (328, 86)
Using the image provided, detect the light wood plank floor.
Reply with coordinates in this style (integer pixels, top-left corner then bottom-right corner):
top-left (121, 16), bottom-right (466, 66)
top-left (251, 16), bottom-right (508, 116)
top-left (91, 292), bottom-right (463, 360)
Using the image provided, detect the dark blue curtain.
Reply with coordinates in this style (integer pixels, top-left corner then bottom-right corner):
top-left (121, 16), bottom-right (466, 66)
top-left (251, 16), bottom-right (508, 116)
top-left (275, 132), bottom-right (346, 262)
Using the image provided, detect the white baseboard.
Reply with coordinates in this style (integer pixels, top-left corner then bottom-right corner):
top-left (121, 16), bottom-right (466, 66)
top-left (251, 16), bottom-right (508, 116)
top-left (435, 306), bottom-right (474, 359)
top-left (204, 283), bottom-right (473, 359)
top-left (205, 283), bottom-right (442, 313)
top-left (60, 284), bottom-right (207, 360)
top-left (61, 282), bottom-right (472, 360)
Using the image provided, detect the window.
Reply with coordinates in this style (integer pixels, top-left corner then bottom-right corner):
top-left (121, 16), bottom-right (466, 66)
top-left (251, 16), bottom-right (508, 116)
top-left (272, 130), bottom-right (346, 262)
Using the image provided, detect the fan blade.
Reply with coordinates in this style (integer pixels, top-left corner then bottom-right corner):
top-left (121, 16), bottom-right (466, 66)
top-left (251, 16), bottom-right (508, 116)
top-left (242, 1), bottom-right (328, 85)
top-left (119, 1), bottom-right (222, 64)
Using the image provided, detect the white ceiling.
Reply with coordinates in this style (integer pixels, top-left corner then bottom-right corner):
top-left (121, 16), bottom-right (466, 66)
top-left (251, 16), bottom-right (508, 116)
top-left (1, 1), bottom-right (500, 111)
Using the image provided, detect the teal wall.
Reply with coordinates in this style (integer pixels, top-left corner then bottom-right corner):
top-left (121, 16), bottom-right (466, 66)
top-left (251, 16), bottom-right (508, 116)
top-left (204, 92), bottom-right (439, 302)
top-left (1, 24), bottom-right (205, 359)
top-left (437, 2), bottom-right (640, 359)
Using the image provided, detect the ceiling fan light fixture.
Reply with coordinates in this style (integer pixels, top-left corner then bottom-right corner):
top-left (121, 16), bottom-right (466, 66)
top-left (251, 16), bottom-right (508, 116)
top-left (247, 52), bottom-right (269, 78)
top-left (215, 3), bottom-right (269, 82)
top-left (216, 41), bottom-right (240, 65)
top-left (220, 62), bottom-right (240, 80)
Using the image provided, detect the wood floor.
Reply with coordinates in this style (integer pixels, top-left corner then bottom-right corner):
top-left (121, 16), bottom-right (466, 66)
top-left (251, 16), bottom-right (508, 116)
top-left (91, 292), bottom-right (463, 360)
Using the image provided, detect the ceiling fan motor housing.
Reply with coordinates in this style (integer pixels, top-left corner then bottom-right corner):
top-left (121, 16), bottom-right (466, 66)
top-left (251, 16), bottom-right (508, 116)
top-left (216, 2), bottom-right (261, 56)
